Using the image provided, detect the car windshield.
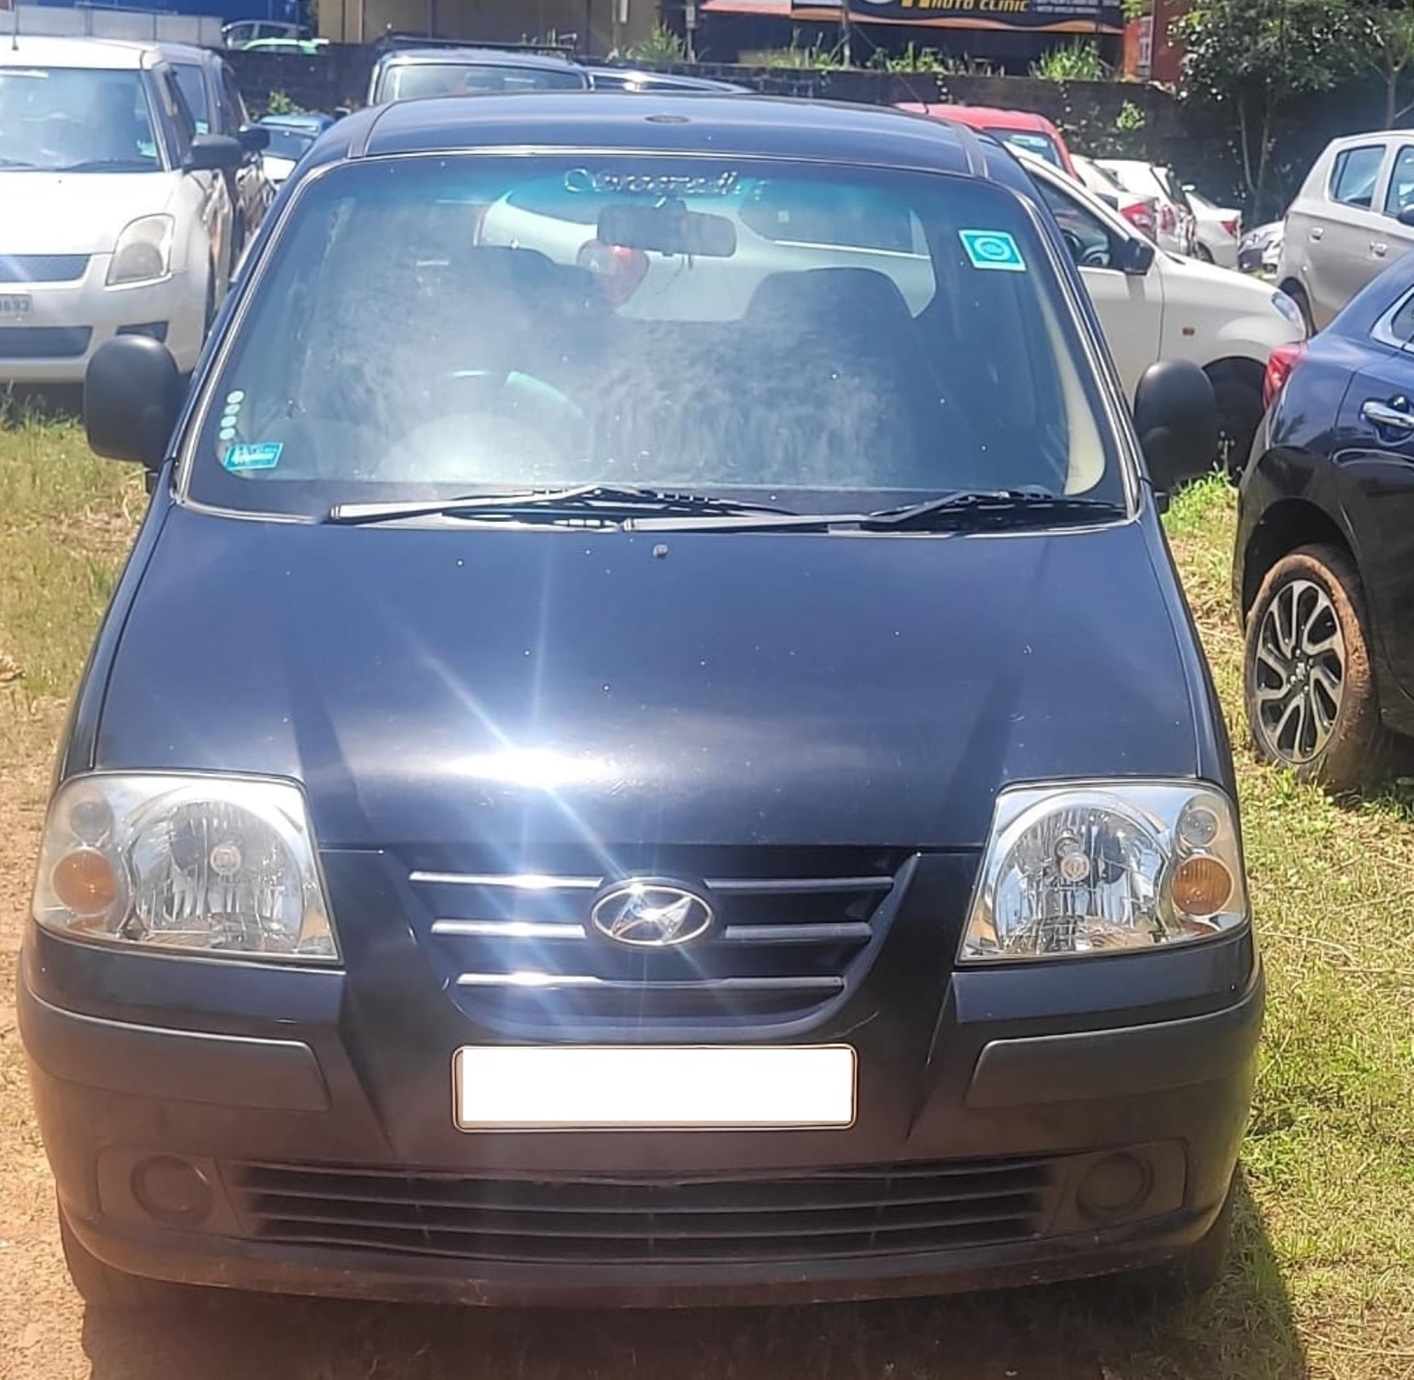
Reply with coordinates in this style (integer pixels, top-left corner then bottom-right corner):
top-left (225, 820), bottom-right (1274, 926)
top-left (188, 154), bottom-right (1121, 518)
top-left (988, 129), bottom-right (1063, 169)
top-left (263, 125), bottom-right (317, 160)
top-left (0, 67), bottom-right (161, 171)
top-left (380, 62), bottom-right (587, 100)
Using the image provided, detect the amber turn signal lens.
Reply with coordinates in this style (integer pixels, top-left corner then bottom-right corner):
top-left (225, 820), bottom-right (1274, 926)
top-left (50, 849), bottom-right (119, 916)
top-left (1170, 854), bottom-right (1234, 917)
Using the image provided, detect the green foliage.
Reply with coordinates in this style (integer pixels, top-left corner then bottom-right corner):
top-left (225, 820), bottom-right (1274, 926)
top-left (869, 41), bottom-right (947, 74)
top-left (1031, 40), bottom-right (1109, 82)
top-left (1115, 98), bottom-right (1146, 132)
top-left (754, 31), bottom-right (845, 69)
top-left (1360, 2), bottom-right (1414, 126)
top-left (264, 89), bottom-right (304, 115)
top-left (622, 22), bottom-right (688, 65)
top-left (1121, 0), bottom-right (1147, 17)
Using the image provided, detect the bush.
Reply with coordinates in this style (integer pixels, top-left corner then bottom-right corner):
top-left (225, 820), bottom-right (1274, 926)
top-left (1031, 40), bottom-right (1109, 82)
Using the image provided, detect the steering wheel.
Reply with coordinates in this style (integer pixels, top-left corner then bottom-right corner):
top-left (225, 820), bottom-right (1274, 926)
top-left (433, 369), bottom-right (584, 424)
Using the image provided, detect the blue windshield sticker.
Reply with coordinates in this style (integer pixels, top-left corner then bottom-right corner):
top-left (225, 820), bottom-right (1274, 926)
top-left (223, 441), bottom-right (282, 472)
top-left (959, 229), bottom-right (1027, 273)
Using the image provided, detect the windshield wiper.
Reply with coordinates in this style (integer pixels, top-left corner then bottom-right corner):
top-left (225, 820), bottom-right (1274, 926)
top-left (859, 488), bottom-right (1127, 531)
top-left (0, 158), bottom-right (37, 169)
top-left (623, 488), bottom-right (1128, 533)
top-left (325, 483), bottom-right (797, 526)
top-left (54, 159), bottom-right (154, 172)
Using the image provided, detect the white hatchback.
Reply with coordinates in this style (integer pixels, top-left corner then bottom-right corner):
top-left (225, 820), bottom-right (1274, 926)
top-left (1019, 152), bottom-right (1305, 472)
top-left (0, 37), bottom-right (242, 384)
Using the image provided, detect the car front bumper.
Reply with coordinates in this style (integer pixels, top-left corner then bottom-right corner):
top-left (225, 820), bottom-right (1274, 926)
top-left (0, 257), bottom-right (205, 383)
top-left (20, 850), bottom-right (1263, 1308)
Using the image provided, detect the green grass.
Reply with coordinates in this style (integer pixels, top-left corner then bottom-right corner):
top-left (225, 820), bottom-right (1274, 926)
top-left (2, 439), bottom-right (1414, 1377)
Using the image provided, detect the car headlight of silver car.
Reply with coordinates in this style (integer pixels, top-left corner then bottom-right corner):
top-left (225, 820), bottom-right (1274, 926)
top-left (33, 774), bottom-right (338, 962)
top-left (1271, 290), bottom-right (1307, 335)
top-left (106, 214), bottom-right (175, 286)
top-left (960, 781), bottom-right (1248, 962)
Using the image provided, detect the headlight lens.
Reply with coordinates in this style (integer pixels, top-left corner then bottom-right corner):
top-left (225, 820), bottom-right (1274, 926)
top-left (1271, 290), bottom-right (1307, 336)
top-left (106, 214), bottom-right (174, 286)
top-left (33, 774), bottom-right (337, 962)
top-left (960, 782), bottom-right (1247, 962)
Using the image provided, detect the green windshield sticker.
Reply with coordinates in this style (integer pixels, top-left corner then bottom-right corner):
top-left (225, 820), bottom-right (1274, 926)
top-left (958, 229), bottom-right (1026, 273)
top-left (223, 441), bottom-right (282, 472)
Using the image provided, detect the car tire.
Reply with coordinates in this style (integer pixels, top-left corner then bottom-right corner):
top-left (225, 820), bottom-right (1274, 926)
top-left (1195, 241), bottom-right (1214, 264)
top-left (1244, 544), bottom-right (1395, 792)
top-left (58, 1209), bottom-right (186, 1310)
top-left (1208, 362), bottom-right (1265, 478)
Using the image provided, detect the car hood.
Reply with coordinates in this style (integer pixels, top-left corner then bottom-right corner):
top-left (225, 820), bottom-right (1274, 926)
top-left (0, 171), bottom-right (181, 254)
top-left (96, 506), bottom-right (1203, 851)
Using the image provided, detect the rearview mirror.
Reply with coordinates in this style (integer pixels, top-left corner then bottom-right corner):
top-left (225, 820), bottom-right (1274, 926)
top-left (238, 123), bottom-right (270, 154)
top-left (186, 133), bottom-right (244, 173)
top-left (1133, 359), bottom-right (1217, 496)
top-left (597, 201), bottom-right (736, 258)
top-left (1116, 236), bottom-right (1155, 276)
top-left (84, 336), bottom-right (185, 470)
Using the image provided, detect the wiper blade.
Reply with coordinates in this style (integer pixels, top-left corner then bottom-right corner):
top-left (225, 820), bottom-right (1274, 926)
top-left (624, 489), bottom-right (1127, 533)
top-left (860, 488), bottom-right (1126, 530)
top-left (0, 158), bottom-right (37, 168)
top-left (326, 484), bottom-right (796, 526)
top-left (54, 159), bottom-right (155, 172)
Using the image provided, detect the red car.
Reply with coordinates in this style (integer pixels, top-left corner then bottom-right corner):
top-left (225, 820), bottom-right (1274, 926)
top-left (896, 103), bottom-right (1077, 177)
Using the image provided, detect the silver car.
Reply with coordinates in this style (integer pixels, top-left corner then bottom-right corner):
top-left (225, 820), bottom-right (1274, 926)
top-left (1278, 131), bottom-right (1414, 330)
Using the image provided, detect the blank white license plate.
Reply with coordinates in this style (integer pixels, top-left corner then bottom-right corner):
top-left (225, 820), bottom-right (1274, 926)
top-left (454, 1045), bottom-right (856, 1131)
top-left (0, 295), bottom-right (31, 320)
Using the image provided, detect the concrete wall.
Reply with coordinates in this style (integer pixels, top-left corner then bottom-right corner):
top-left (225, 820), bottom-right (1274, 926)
top-left (8, 3), bottom-right (222, 43)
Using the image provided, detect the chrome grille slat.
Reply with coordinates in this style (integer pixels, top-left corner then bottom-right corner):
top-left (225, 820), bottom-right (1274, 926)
top-left (411, 850), bottom-right (913, 1030)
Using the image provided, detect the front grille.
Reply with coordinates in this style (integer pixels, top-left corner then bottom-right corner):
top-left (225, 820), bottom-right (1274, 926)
top-left (228, 1157), bottom-right (1055, 1264)
top-left (409, 848), bottom-right (913, 1032)
top-left (0, 326), bottom-right (91, 360)
top-left (0, 254), bottom-right (89, 284)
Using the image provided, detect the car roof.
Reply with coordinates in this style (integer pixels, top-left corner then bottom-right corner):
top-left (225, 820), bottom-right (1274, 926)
top-left (0, 36), bottom-right (161, 70)
top-left (374, 46), bottom-right (583, 71)
top-left (899, 103), bottom-right (1059, 134)
top-left (258, 112), bottom-right (334, 128)
top-left (152, 43), bottom-right (216, 63)
top-left (305, 92), bottom-right (1027, 184)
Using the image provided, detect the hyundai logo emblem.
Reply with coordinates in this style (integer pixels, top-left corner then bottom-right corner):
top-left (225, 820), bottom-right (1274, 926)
top-left (590, 879), bottom-right (715, 948)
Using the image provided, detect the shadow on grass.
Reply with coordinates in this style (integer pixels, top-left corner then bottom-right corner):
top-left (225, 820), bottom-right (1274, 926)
top-left (79, 1172), bottom-right (1304, 1380)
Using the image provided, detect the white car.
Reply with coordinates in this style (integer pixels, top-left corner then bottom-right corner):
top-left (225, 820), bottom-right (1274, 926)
top-left (0, 37), bottom-right (241, 384)
top-left (1185, 188), bottom-right (1242, 270)
top-left (1096, 157), bottom-right (1197, 258)
top-left (1019, 152), bottom-right (1306, 472)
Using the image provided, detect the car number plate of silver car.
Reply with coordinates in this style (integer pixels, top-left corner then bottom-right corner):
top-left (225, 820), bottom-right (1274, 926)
top-left (0, 295), bottom-right (32, 320)
top-left (453, 1045), bottom-right (857, 1131)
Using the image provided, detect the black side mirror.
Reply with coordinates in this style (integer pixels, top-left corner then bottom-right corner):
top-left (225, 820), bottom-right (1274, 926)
top-left (186, 133), bottom-right (244, 173)
top-left (84, 336), bottom-right (185, 470)
top-left (1133, 359), bottom-right (1217, 497)
top-left (1398, 205), bottom-right (1414, 228)
top-left (1116, 237), bottom-right (1156, 276)
top-left (238, 124), bottom-right (270, 154)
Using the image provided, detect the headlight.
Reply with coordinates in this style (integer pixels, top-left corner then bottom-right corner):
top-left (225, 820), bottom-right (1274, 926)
top-left (106, 214), bottom-right (174, 286)
top-left (960, 782), bottom-right (1247, 962)
top-left (1271, 290), bottom-right (1307, 336)
top-left (33, 774), bottom-right (338, 962)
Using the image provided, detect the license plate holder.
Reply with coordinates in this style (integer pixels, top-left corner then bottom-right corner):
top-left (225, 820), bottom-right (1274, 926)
top-left (0, 294), bottom-right (32, 321)
top-left (453, 1045), bottom-right (857, 1131)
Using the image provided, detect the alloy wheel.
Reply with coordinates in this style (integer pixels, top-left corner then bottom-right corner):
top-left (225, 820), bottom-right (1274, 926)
top-left (1252, 578), bottom-right (1346, 763)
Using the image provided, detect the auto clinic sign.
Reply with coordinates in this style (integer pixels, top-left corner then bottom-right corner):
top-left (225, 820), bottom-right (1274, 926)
top-left (843, 0), bottom-right (1123, 30)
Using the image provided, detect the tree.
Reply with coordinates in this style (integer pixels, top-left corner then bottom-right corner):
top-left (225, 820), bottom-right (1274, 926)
top-left (1360, 2), bottom-right (1414, 128)
top-left (1176, 0), bottom-right (1367, 216)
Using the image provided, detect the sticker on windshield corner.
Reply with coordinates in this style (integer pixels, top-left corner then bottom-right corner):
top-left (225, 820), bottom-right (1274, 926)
top-left (958, 229), bottom-right (1027, 273)
top-left (222, 441), bottom-right (282, 473)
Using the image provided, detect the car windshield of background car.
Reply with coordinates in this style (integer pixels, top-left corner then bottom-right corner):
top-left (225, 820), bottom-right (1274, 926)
top-left (0, 68), bottom-right (160, 171)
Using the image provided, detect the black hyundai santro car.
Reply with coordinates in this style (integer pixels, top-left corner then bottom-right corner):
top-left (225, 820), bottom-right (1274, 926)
top-left (21, 94), bottom-right (1262, 1309)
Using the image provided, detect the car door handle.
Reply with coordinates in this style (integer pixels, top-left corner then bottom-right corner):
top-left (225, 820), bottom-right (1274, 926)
top-left (1362, 398), bottom-right (1414, 431)
top-left (1311, 226), bottom-right (1324, 240)
top-left (1373, 241), bottom-right (1390, 257)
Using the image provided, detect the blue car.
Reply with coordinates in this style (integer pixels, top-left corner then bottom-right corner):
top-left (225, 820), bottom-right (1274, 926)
top-left (1236, 250), bottom-right (1414, 791)
top-left (23, 93), bottom-right (1259, 1311)
top-left (255, 112), bottom-right (337, 185)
